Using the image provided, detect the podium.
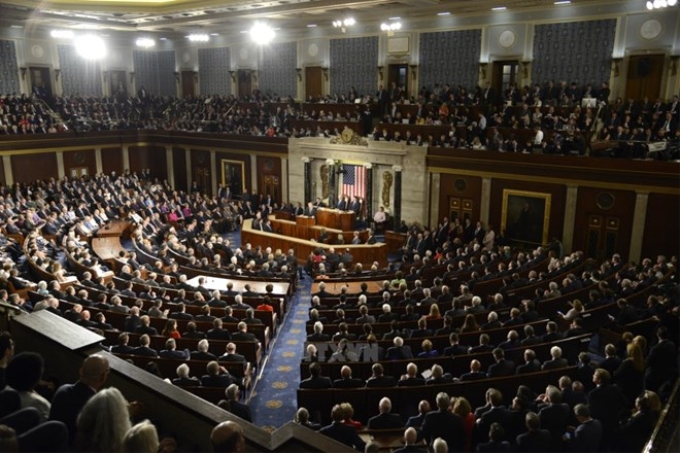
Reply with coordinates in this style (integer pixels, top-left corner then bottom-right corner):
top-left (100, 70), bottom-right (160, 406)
top-left (316, 208), bottom-right (354, 231)
top-left (296, 216), bottom-right (316, 227)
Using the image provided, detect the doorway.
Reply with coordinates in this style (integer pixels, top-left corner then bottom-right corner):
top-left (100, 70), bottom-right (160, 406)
top-left (584, 213), bottom-right (620, 261)
top-left (492, 60), bottom-right (519, 100)
top-left (625, 54), bottom-right (664, 101)
top-left (238, 70), bottom-right (252, 99)
top-left (305, 66), bottom-right (323, 101)
top-left (109, 70), bottom-right (127, 102)
top-left (29, 66), bottom-right (52, 99)
top-left (181, 71), bottom-right (195, 98)
top-left (388, 64), bottom-right (408, 100)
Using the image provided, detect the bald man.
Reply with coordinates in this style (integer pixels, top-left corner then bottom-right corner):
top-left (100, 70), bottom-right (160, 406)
top-left (211, 421), bottom-right (245, 453)
top-left (49, 354), bottom-right (110, 443)
top-left (393, 427), bottom-right (421, 453)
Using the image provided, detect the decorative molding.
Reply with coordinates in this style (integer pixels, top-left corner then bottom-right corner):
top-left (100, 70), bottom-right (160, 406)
top-left (330, 128), bottom-right (368, 146)
top-left (392, 165), bottom-right (403, 172)
top-left (611, 58), bottom-right (622, 77)
top-left (479, 63), bottom-right (488, 79)
top-left (301, 156), bottom-right (311, 163)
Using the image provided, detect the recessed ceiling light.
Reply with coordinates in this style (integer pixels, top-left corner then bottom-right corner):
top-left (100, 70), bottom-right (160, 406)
top-left (307, 24), bottom-right (317, 28)
top-left (437, 12), bottom-right (451, 16)
top-left (160, 37), bottom-right (167, 40)
top-left (240, 30), bottom-right (248, 33)
top-left (389, 16), bottom-right (401, 20)
top-left (554, 0), bottom-right (571, 4)
top-left (10, 25), bottom-right (23, 29)
top-left (210, 33), bottom-right (219, 36)
top-left (492, 6), bottom-right (507, 10)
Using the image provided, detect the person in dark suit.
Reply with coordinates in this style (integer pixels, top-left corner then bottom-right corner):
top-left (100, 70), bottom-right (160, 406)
top-left (443, 333), bottom-right (468, 357)
top-left (542, 346), bottom-right (569, 371)
top-left (537, 386), bottom-right (570, 450)
top-left (644, 326), bottom-right (678, 393)
top-left (405, 400), bottom-right (430, 428)
top-left (132, 334), bottom-right (158, 357)
top-left (616, 391), bottom-right (656, 453)
top-left (294, 407), bottom-right (322, 431)
top-left (231, 322), bottom-right (257, 343)
top-left (201, 361), bottom-right (234, 387)
top-left (134, 315), bottom-right (158, 336)
top-left (365, 362), bottom-right (397, 387)
top-left (460, 360), bottom-right (486, 381)
top-left (191, 339), bottom-right (217, 361)
top-left (299, 362), bottom-right (333, 389)
top-left (49, 354), bottom-right (109, 443)
top-left (221, 384), bottom-right (252, 422)
top-left (385, 336), bottom-right (413, 360)
top-left (565, 403), bottom-right (602, 453)
top-left (588, 368), bottom-right (628, 451)
top-left (172, 363), bottom-right (202, 387)
top-left (218, 342), bottom-right (247, 368)
top-left (319, 404), bottom-right (366, 451)
top-left (159, 338), bottom-right (190, 360)
top-left (477, 422), bottom-right (512, 453)
top-left (398, 362), bottom-right (426, 387)
top-left (332, 365), bottom-right (364, 389)
top-left (476, 389), bottom-right (511, 444)
top-left (207, 319), bottom-right (232, 341)
top-left (109, 333), bottom-right (134, 355)
top-left (487, 348), bottom-right (516, 378)
top-left (393, 427), bottom-right (426, 453)
top-left (515, 412), bottom-right (553, 452)
top-left (420, 392), bottom-right (465, 452)
top-left (367, 397), bottom-right (404, 430)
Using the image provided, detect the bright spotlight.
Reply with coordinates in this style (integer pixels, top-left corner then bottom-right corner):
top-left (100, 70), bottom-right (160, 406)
top-left (135, 37), bottom-right (155, 48)
top-left (250, 22), bottom-right (275, 45)
top-left (187, 34), bottom-right (209, 42)
top-left (75, 35), bottom-right (106, 60)
top-left (50, 30), bottom-right (74, 39)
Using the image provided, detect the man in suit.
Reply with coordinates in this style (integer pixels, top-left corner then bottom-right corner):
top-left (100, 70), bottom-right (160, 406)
top-left (367, 397), bottom-right (404, 430)
top-left (516, 349), bottom-right (542, 374)
top-left (398, 362), bottom-right (426, 387)
top-left (405, 400), bottom-right (430, 428)
top-left (332, 365), bottom-right (363, 388)
top-left (218, 342), bottom-right (247, 366)
top-left (365, 362), bottom-right (397, 387)
top-left (319, 404), bottom-right (366, 451)
top-left (516, 412), bottom-right (553, 452)
top-left (231, 322), bottom-right (257, 343)
top-left (158, 338), bottom-right (191, 360)
top-left (420, 392), bottom-right (465, 452)
top-left (393, 427), bottom-right (426, 453)
top-left (460, 359), bottom-right (486, 381)
top-left (191, 339), bottom-right (217, 362)
top-left (565, 403), bottom-right (602, 453)
top-left (644, 326), bottom-right (678, 392)
top-left (135, 315), bottom-right (158, 336)
top-left (222, 384), bottom-right (252, 422)
top-left (542, 346), bottom-right (569, 370)
top-left (355, 304), bottom-right (376, 325)
top-left (487, 348), bottom-right (516, 378)
top-left (443, 333), bottom-right (468, 357)
top-left (201, 361), bottom-right (234, 387)
top-left (299, 362), bottom-right (333, 389)
top-left (110, 333), bottom-right (134, 355)
top-left (132, 334), bottom-right (158, 357)
top-left (49, 354), bottom-right (109, 443)
top-left (385, 336), bottom-right (413, 360)
top-left (588, 368), bottom-right (628, 451)
top-left (538, 386), bottom-right (570, 450)
top-left (207, 319), bottom-right (232, 341)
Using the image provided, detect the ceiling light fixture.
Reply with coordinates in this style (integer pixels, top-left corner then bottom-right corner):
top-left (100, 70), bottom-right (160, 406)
top-left (554, 0), bottom-right (571, 4)
top-left (437, 12), bottom-right (451, 16)
top-left (50, 30), bottom-right (74, 39)
top-left (75, 35), bottom-right (107, 60)
top-left (492, 6), bottom-right (507, 10)
top-left (307, 24), bottom-right (317, 28)
top-left (380, 22), bottom-right (402, 32)
top-left (135, 37), bottom-right (155, 48)
top-left (250, 22), bottom-right (275, 45)
top-left (187, 34), bottom-right (209, 42)
top-left (647, 0), bottom-right (677, 9)
top-left (332, 16), bottom-right (355, 33)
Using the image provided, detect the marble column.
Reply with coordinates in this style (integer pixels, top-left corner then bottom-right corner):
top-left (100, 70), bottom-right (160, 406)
top-left (430, 173), bottom-right (441, 229)
top-left (393, 165), bottom-right (403, 230)
top-left (210, 150), bottom-right (217, 196)
top-left (3, 156), bottom-right (12, 185)
top-left (56, 151), bottom-right (65, 179)
top-left (328, 162), bottom-right (337, 207)
top-left (303, 157), bottom-right (311, 203)
top-left (165, 147), bottom-right (174, 189)
top-left (629, 191), bottom-right (649, 263)
top-left (561, 185), bottom-right (579, 255)
top-left (480, 177), bottom-right (492, 225)
top-left (122, 145), bottom-right (130, 172)
top-left (185, 149), bottom-right (192, 189)
top-left (365, 164), bottom-right (373, 221)
top-left (281, 157), bottom-right (288, 203)
top-left (250, 154), bottom-right (258, 193)
top-left (95, 148), bottom-right (103, 175)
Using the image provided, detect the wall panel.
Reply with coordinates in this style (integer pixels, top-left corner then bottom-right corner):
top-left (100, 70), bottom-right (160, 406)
top-left (215, 152), bottom-right (250, 197)
top-left (101, 147), bottom-right (123, 175)
top-left (172, 147), bottom-right (188, 192)
top-left (62, 149), bottom-right (96, 178)
top-left (438, 174), bottom-right (483, 224)
top-left (11, 153), bottom-right (57, 184)
top-left (128, 146), bottom-right (167, 181)
top-left (256, 155), bottom-right (282, 204)
top-left (642, 193), bottom-right (680, 261)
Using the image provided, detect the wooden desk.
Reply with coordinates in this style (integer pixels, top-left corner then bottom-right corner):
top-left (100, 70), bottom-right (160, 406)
top-left (241, 222), bottom-right (387, 267)
top-left (185, 275), bottom-right (289, 296)
top-left (384, 231), bottom-right (407, 253)
top-left (316, 208), bottom-right (355, 231)
top-left (296, 216), bottom-right (316, 227)
top-left (95, 220), bottom-right (132, 238)
top-left (270, 218), bottom-right (368, 244)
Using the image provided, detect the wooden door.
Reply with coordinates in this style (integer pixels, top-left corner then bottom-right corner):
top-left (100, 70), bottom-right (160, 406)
top-left (261, 175), bottom-right (280, 204)
top-left (492, 60), bottom-right (519, 101)
top-left (238, 70), bottom-right (252, 98)
top-left (109, 70), bottom-right (128, 102)
top-left (305, 66), bottom-right (323, 100)
top-left (388, 64), bottom-right (408, 99)
top-left (29, 66), bottom-right (52, 98)
top-left (448, 197), bottom-right (473, 223)
top-left (625, 54), bottom-right (664, 101)
top-left (193, 166), bottom-right (211, 195)
top-left (181, 71), bottom-right (195, 98)
top-left (584, 214), bottom-right (620, 261)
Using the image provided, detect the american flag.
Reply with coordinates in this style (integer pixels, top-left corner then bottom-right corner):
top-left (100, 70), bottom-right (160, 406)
top-left (341, 164), bottom-right (366, 199)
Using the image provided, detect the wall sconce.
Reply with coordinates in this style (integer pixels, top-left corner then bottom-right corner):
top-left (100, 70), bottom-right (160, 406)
top-left (521, 61), bottom-right (530, 79)
top-left (54, 69), bottom-right (61, 82)
top-left (130, 72), bottom-right (136, 83)
top-left (479, 63), bottom-right (488, 79)
top-left (102, 71), bottom-right (109, 82)
top-left (228, 70), bottom-right (236, 83)
top-left (377, 66), bottom-right (384, 81)
top-left (296, 68), bottom-right (302, 82)
top-left (670, 56), bottom-right (679, 76)
top-left (322, 67), bottom-right (329, 81)
top-left (611, 58), bottom-right (622, 78)
top-left (174, 72), bottom-right (180, 83)
top-left (19, 67), bottom-right (27, 80)
top-left (409, 65), bottom-right (418, 79)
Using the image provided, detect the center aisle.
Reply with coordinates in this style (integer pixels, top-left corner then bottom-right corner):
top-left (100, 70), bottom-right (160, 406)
top-left (248, 277), bottom-right (311, 430)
